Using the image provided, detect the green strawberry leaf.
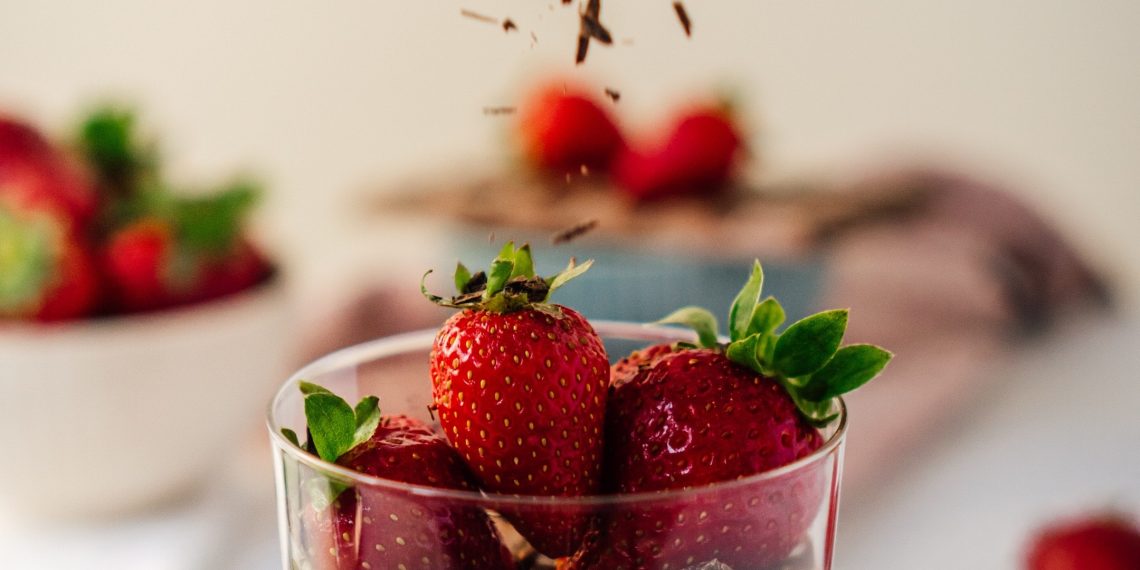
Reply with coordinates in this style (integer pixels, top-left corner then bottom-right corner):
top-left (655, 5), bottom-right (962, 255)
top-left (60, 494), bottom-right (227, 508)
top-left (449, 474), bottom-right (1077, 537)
top-left (0, 208), bottom-right (55, 314)
top-left (512, 243), bottom-right (535, 279)
top-left (78, 105), bottom-right (155, 195)
top-left (299, 381), bottom-right (333, 396)
top-left (798, 344), bottom-right (893, 401)
top-left (728, 260), bottom-right (764, 341)
top-left (303, 392), bottom-right (356, 463)
top-left (725, 333), bottom-right (764, 371)
top-left (281, 428), bottom-right (300, 447)
top-left (657, 306), bottom-right (720, 349)
top-left (483, 257), bottom-right (515, 299)
top-left (757, 333), bottom-right (778, 370)
top-left (773, 309), bottom-right (848, 377)
top-left (788, 389), bottom-right (839, 426)
top-left (454, 262), bottom-right (472, 293)
top-left (351, 396), bottom-right (382, 448)
top-left (748, 296), bottom-right (785, 337)
top-left (172, 180), bottom-right (259, 255)
top-left (547, 258), bottom-right (593, 298)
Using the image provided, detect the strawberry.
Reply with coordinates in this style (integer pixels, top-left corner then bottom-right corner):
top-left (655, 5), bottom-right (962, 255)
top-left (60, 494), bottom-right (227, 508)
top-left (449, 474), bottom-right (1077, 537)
top-left (0, 201), bottom-right (100, 322)
top-left (1026, 514), bottom-right (1140, 570)
top-left (567, 261), bottom-right (892, 569)
top-left (288, 382), bottom-right (512, 569)
top-left (519, 82), bottom-right (625, 174)
top-left (0, 115), bottom-right (98, 230)
top-left (614, 106), bottom-right (743, 202)
top-left (100, 183), bottom-right (269, 314)
top-left (423, 243), bottom-right (609, 557)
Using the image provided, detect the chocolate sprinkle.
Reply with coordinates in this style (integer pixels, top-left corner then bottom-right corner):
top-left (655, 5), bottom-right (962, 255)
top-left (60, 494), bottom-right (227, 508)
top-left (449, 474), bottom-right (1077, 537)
top-left (551, 219), bottom-right (599, 245)
top-left (575, 34), bottom-right (590, 64)
top-left (483, 106), bottom-right (517, 115)
top-left (502, 18), bottom-right (518, 32)
top-left (576, 0), bottom-right (612, 64)
top-left (604, 87), bottom-right (621, 102)
top-left (673, 2), bottom-right (692, 37)
top-left (460, 8), bottom-right (498, 25)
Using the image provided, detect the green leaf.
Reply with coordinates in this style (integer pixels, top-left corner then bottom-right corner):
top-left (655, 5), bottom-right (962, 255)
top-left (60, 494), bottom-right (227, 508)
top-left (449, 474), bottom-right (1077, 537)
top-left (483, 257), bottom-right (515, 299)
top-left (728, 261), bottom-right (764, 341)
top-left (748, 297), bottom-right (785, 336)
top-left (173, 180), bottom-right (260, 255)
top-left (725, 333), bottom-right (763, 371)
top-left (798, 344), bottom-right (893, 401)
top-left (352, 396), bottom-right (382, 448)
top-left (302, 391), bottom-right (356, 463)
top-left (454, 262), bottom-right (472, 294)
top-left (281, 428), bottom-right (300, 447)
top-left (789, 389), bottom-right (839, 426)
top-left (299, 381), bottom-right (333, 396)
top-left (547, 258), bottom-right (593, 297)
top-left (656, 306), bottom-right (720, 349)
top-left (512, 243), bottom-right (535, 279)
top-left (757, 333), bottom-right (778, 369)
top-left (772, 309), bottom-right (848, 377)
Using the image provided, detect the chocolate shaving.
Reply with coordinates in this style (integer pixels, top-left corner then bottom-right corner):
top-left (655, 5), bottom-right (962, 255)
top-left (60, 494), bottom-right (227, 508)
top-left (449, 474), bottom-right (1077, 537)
top-left (502, 18), bottom-right (518, 32)
top-left (575, 34), bottom-right (590, 64)
top-left (551, 219), bottom-right (599, 244)
top-left (604, 87), bottom-right (621, 102)
top-left (483, 106), bottom-right (517, 116)
top-left (460, 8), bottom-right (498, 25)
top-left (673, 2), bottom-right (692, 37)
top-left (576, 0), bottom-right (611, 64)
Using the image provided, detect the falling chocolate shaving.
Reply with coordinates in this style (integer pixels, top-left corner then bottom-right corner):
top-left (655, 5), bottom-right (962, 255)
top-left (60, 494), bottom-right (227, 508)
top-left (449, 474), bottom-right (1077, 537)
top-left (502, 18), bottom-right (518, 32)
top-left (460, 8), bottom-right (498, 25)
top-left (673, 2), bottom-right (692, 37)
top-left (581, 15), bottom-right (613, 44)
top-left (604, 87), bottom-right (621, 102)
top-left (551, 219), bottom-right (599, 244)
top-left (426, 405), bottom-right (437, 422)
top-left (483, 106), bottom-right (517, 115)
top-left (530, 31), bottom-right (538, 45)
top-left (575, 34), bottom-right (590, 64)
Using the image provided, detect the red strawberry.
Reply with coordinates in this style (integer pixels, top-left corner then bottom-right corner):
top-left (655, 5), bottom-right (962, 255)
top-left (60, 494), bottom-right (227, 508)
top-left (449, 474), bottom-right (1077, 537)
top-left (519, 82), bottom-right (625, 174)
top-left (614, 106), bottom-right (743, 201)
top-left (101, 218), bottom-right (178, 312)
top-left (0, 203), bottom-right (100, 321)
top-left (291, 384), bottom-right (512, 570)
top-left (1026, 514), bottom-right (1140, 570)
top-left (424, 243), bottom-right (609, 557)
top-left (0, 115), bottom-right (98, 230)
top-left (567, 261), bottom-right (892, 568)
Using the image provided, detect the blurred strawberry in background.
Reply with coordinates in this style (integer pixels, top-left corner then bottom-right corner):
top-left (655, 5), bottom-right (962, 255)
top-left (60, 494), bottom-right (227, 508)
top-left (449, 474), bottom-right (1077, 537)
top-left (518, 81), bottom-right (625, 174)
top-left (614, 104), bottom-right (744, 201)
top-left (0, 105), bottom-right (271, 323)
top-left (1025, 513), bottom-right (1140, 570)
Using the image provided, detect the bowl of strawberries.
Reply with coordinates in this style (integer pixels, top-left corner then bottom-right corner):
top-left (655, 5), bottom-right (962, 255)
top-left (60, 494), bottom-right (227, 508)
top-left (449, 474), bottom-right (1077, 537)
top-left (269, 245), bottom-right (890, 569)
top-left (0, 108), bottom-right (289, 517)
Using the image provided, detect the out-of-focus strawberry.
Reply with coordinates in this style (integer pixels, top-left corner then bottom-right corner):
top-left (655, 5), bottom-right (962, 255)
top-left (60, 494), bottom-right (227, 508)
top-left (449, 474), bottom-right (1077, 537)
top-left (0, 204), bottom-right (100, 321)
top-left (519, 82), bottom-right (625, 174)
top-left (0, 115), bottom-right (99, 231)
top-left (615, 106), bottom-right (743, 201)
top-left (1026, 514), bottom-right (1140, 570)
top-left (100, 182), bottom-right (269, 314)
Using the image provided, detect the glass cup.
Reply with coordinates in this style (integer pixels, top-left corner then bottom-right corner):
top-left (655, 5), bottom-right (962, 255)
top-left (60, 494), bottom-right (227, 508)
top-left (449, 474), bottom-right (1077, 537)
top-left (268, 321), bottom-right (847, 570)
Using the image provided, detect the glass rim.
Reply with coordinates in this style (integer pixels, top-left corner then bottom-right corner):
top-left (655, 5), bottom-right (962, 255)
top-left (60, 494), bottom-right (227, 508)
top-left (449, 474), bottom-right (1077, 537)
top-left (266, 320), bottom-right (848, 507)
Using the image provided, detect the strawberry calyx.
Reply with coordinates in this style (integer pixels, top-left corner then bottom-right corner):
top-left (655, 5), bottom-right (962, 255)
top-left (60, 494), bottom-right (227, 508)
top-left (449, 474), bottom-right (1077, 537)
top-left (656, 260), bottom-right (893, 425)
top-left (290, 381), bottom-right (383, 464)
top-left (421, 241), bottom-right (593, 315)
top-left (0, 204), bottom-right (59, 315)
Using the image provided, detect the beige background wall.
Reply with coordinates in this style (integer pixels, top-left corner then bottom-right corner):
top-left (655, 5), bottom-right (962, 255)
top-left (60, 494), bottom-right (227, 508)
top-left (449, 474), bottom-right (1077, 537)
top-left (2, 1), bottom-right (1137, 307)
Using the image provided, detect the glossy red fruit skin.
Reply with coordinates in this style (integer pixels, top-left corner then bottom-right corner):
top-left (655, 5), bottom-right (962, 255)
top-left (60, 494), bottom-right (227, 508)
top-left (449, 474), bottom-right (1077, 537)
top-left (1026, 516), bottom-right (1140, 570)
top-left (567, 349), bottom-right (825, 569)
top-left (429, 306), bottom-right (610, 557)
top-left (305, 415), bottom-right (512, 570)
top-left (615, 109), bottom-right (742, 202)
top-left (32, 239), bottom-right (101, 322)
top-left (100, 218), bottom-right (178, 313)
top-left (520, 85), bottom-right (625, 174)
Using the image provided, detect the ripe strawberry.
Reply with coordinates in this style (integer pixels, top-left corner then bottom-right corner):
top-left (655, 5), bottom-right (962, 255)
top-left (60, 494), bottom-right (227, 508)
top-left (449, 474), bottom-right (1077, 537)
top-left (519, 82), bottom-right (625, 174)
top-left (567, 261), bottom-right (892, 569)
top-left (614, 106), bottom-right (743, 201)
top-left (0, 203), bottom-right (100, 321)
top-left (1026, 514), bottom-right (1140, 570)
top-left (100, 183), bottom-right (269, 314)
top-left (423, 243), bottom-right (609, 557)
top-left (0, 115), bottom-right (98, 230)
top-left (289, 383), bottom-right (512, 570)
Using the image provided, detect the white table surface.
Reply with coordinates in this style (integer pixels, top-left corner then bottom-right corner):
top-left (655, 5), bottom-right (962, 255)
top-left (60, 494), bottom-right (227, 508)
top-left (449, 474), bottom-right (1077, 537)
top-left (1, 315), bottom-right (1136, 570)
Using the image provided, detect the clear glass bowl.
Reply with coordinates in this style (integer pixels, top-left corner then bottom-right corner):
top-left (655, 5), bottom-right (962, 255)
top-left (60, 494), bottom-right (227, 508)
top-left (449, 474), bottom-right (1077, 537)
top-left (267, 321), bottom-right (847, 570)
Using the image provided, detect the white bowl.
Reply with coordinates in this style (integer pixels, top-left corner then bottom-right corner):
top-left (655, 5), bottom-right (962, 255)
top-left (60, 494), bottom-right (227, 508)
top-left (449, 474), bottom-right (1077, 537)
top-left (0, 278), bottom-right (292, 518)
